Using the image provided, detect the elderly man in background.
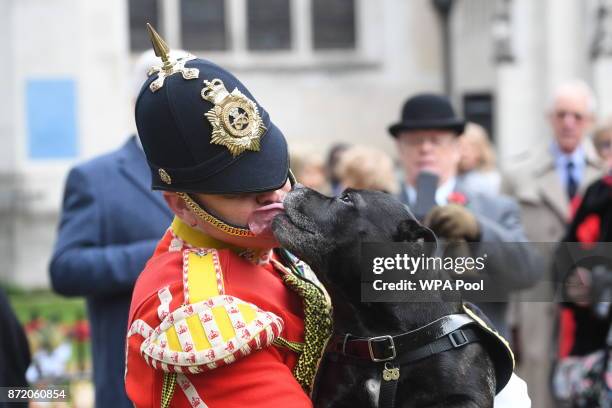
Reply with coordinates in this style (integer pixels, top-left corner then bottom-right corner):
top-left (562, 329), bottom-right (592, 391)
top-left (48, 51), bottom-right (176, 407)
top-left (389, 93), bottom-right (542, 339)
top-left (503, 80), bottom-right (604, 408)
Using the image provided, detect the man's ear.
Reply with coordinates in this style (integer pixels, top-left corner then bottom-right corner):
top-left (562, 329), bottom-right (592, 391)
top-left (163, 192), bottom-right (197, 225)
top-left (393, 219), bottom-right (438, 256)
top-left (393, 219), bottom-right (437, 244)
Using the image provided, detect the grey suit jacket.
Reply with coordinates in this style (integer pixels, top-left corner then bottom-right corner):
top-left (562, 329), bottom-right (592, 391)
top-left (398, 180), bottom-right (543, 336)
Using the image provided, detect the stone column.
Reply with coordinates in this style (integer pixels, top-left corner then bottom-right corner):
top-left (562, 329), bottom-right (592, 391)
top-left (0, 0), bottom-right (17, 283)
top-left (494, 0), bottom-right (543, 166)
top-left (161, 0), bottom-right (181, 48)
top-left (591, 0), bottom-right (612, 119)
top-left (544, 0), bottom-right (585, 91)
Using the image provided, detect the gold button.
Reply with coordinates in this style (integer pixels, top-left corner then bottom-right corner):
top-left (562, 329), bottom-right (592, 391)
top-left (159, 168), bottom-right (172, 185)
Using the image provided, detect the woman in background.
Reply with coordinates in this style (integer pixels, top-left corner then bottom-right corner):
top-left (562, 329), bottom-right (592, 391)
top-left (290, 151), bottom-right (329, 193)
top-left (335, 145), bottom-right (398, 194)
top-left (593, 119), bottom-right (612, 170)
top-left (458, 122), bottom-right (501, 196)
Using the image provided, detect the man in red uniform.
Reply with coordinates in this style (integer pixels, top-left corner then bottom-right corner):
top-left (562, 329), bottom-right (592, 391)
top-left (125, 26), bottom-right (332, 407)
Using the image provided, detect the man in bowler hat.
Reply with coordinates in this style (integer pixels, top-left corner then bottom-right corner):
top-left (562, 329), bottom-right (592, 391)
top-left (389, 94), bottom-right (542, 338)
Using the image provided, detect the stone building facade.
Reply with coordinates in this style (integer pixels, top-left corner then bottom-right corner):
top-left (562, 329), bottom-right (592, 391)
top-left (0, 0), bottom-right (611, 287)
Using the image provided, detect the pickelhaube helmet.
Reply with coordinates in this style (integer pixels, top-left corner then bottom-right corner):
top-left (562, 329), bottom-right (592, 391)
top-left (135, 25), bottom-right (292, 237)
top-left (136, 24), bottom-right (290, 195)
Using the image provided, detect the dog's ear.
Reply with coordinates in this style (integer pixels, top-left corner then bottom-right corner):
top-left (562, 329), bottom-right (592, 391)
top-left (393, 219), bottom-right (438, 252)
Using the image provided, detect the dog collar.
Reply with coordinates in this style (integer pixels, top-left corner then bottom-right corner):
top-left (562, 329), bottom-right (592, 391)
top-left (327, 311), bottom-right (512, 391)
top-left (325, 310), bottom-right (513, 408)
top-left (328, 313), bottom-right (479, 365)
top-left (326, 313), bottom-right (481, 408)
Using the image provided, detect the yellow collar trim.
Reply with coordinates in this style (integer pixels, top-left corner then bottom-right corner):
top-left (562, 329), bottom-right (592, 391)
top-left (172, 217), bottom-right (240, 251)
top-left (171, 217), bottom-right (272, 263)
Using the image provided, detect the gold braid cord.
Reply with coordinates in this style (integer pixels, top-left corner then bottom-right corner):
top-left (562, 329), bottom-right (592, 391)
top-left (281, 271), bottom-right (333, 394)
top-left (161, 372), bottom-right (177, 408)
top-left (177, 192), bottom-right (255, 237)
top-left (273, 337), bottom-right (305, 354)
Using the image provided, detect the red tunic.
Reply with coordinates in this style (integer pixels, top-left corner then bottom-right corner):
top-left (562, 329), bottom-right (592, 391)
top-left (125, 218), bottom-right (312, 407)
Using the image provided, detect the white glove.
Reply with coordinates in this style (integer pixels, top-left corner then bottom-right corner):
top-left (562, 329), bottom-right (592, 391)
top-left (494, 373), bottom-right (531, 408)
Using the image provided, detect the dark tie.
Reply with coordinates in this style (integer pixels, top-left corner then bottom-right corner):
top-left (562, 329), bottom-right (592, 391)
top-left (567, 161), bottom-right (577, 200)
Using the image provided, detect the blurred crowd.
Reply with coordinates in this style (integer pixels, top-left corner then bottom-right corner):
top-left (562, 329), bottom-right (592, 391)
top-left (294, 80), bottom-right (612, 408)
top-left (2, 50), bottom-right (612, 408)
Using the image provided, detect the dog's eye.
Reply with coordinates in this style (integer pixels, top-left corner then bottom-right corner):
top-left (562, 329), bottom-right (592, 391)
top-left (339, 192), bottom-right (352, 204)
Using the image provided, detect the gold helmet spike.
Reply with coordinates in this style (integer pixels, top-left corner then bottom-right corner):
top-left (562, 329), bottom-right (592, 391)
top-left (144, 24), bottom-right (199, 92)
top-left (146, 23), bottom-right (173, 73)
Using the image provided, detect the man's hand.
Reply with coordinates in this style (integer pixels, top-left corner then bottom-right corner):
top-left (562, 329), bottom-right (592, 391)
top-left (424, 204), bottom-right (480, 241)
top-left (565, 266), bottom-right (591, 307)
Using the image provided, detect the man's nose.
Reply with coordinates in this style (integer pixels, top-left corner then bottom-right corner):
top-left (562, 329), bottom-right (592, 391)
top-left (256, 188), bottom-right (286, 205)
top-left (419, 139), bottom-right (434, 152)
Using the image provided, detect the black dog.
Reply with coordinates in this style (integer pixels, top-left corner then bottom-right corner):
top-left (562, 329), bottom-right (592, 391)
top-left (273, 188), bottom-right (511, 408)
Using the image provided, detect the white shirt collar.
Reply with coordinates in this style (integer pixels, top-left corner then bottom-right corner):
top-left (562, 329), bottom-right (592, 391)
top-left (550, 141), bottom-right (585, 167)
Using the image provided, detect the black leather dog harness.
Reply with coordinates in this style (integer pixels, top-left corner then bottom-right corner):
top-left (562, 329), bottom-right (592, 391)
top-left (326, 314), bottom-right (483, 408)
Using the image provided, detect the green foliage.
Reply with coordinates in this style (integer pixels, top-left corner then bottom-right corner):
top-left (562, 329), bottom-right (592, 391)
top-left (6, 288), bottom-right (86, 325)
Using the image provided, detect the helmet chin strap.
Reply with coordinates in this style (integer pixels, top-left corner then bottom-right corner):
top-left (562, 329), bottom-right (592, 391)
top-left (177, 192), bottom-right (255, 237)
top-left (177, 172), bottom-right (296, 238)
top-left (288, 169), bottom-right (297, 187)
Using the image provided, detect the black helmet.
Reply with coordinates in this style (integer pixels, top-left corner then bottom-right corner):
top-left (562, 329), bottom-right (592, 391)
top-left (135, 25), bottom-right (289, 194)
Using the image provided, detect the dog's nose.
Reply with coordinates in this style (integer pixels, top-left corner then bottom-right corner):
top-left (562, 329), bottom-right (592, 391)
top-left (291, 183), bottom-right (305, 191)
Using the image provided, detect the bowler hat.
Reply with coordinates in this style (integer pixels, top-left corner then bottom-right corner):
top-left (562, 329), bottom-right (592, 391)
top-left (388, 94), bottom-right (465, 137)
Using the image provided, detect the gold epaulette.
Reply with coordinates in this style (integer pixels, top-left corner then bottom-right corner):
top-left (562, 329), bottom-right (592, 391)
top-left (135, 248), bottom-right (284, 373)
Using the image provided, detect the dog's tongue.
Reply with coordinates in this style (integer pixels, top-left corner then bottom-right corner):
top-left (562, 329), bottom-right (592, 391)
top-left (247, 203), bottom-right (285, 236)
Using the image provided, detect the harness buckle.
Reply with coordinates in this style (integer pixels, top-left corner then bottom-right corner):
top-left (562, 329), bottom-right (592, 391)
top-left (368, 335), bottom-right (397, 362)
top-left (449, 329), bottom-right (468, 348)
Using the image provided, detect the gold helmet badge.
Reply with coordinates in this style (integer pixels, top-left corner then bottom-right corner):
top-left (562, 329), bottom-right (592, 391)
top-left (146, 23), bottom-right (265, 157)
top-left (201, 78), bottom-right (266, 157)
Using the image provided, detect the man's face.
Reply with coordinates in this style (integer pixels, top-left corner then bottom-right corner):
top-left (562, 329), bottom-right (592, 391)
top-left (193, 181), bottom-right (290, 227)
top-left (165, 180), bottom-right (292, 249)
top-left (549, 92), bottom-right (594, 154)
top-left (395, 129), bottom-right (460, 186)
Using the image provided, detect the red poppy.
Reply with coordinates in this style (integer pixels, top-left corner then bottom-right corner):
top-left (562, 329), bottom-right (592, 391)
top-left (576, 214), bottom-right (601, 249)
top-left (447, 191), bottom-right (468, 206)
